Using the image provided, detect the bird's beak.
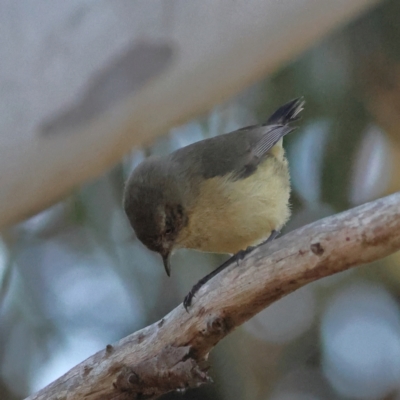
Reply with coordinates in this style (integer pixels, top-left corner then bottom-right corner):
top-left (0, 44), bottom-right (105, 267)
top-left (162, 254), bottom-right (171, 277)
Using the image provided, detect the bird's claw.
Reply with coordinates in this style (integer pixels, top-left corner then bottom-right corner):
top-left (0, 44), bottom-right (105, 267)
top-left (183, 291), bottom-right (194, 312)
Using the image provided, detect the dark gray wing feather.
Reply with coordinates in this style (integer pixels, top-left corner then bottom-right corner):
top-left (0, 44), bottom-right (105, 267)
top-left (170, 98), bottom-right (304, 181)
top-left (252, 125), bottom-right (294, 158)
top-left (239, 97), bottom-right (304, 173)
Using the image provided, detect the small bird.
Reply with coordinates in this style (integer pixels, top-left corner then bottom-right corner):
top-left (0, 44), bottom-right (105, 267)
top-left (123, 98), bottom-right (304, 307)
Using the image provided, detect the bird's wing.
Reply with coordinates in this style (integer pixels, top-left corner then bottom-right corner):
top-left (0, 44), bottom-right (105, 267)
top-left (171, 98), bottom-right (304, 180)
top-left (252, 124), bottom-right (294, 158)
top-left (252, 97), bottom-right (304, 158)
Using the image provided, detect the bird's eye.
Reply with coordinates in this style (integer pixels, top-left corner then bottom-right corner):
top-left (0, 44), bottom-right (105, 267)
top-left (165, 227), bottom-right (173, 235)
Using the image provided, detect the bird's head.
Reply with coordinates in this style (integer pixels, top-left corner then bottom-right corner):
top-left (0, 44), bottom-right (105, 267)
top-left (123, 158), bottom-right (188, 276)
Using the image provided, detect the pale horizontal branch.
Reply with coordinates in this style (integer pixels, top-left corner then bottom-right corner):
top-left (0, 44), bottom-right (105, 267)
top-left (26, 192), bottom-right (400, 400)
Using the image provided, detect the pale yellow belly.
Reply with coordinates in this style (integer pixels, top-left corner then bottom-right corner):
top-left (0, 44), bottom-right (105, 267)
top-left (176, 154), bottom-right (291, 254)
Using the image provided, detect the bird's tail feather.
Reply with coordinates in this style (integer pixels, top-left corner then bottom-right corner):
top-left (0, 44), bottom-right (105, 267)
top-left (266, 97), bottom-right (305, 125)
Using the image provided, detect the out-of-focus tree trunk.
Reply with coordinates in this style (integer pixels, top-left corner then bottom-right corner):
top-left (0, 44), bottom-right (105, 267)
top-left (0, 0), bottom-right (381, 229)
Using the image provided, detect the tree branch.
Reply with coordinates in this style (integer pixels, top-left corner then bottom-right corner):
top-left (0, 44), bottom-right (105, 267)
top-left (26, 192), bottom-right (400, 400)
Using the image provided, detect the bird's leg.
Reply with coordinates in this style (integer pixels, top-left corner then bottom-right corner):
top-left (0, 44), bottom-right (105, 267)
top-left (183, 230), bottom-right (280, 311)
top-left (234, 229), bottom-right (280, 264)
top-left (183, 258), bottom-right (232, 311)
top-left (258, 228), bottom-right (280, 245)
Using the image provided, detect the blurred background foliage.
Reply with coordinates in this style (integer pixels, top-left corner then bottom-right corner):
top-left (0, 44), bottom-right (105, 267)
top-left (2, 0), bottom-right (400, 399)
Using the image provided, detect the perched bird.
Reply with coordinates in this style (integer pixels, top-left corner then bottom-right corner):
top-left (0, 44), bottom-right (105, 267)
top-left (123, 98), bottom-right (304, 307)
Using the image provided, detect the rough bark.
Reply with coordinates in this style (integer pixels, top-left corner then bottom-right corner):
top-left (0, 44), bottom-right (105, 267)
top-left (25, 192), bottom-right (400, 400)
